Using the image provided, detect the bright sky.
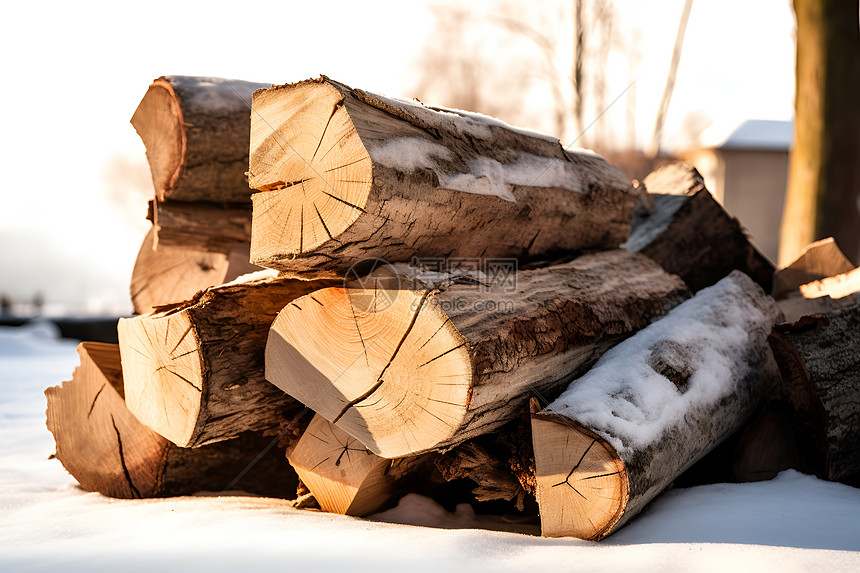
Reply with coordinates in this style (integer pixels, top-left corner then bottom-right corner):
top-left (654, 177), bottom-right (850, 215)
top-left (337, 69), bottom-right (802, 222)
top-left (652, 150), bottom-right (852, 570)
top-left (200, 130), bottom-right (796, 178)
top-left (0, 0), bottom-right (795, 315)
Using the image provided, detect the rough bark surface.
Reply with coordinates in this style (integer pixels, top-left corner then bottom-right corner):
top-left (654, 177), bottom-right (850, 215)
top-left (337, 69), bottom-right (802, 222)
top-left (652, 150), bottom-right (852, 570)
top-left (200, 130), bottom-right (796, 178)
top-left (248, 76), bottom-right (639, 276)
top-left (533, 272), bottom-right (780, 540)
top-left (45, 342), bottom-right (298, 498)
top-left (266, 250), bottom-right (690, 458)
top-left (132, 75), bottom-right (269, 202)
top-left (625, 162), bottom-right (774, 292)
top-left (149, 199), bottom-right (253, 254)
top-left (769, 304), bottom-right (860, 483)
top-left (119, 272), bottom-right (339, 447)
top-left (130, 227), bottom-right (259, 315)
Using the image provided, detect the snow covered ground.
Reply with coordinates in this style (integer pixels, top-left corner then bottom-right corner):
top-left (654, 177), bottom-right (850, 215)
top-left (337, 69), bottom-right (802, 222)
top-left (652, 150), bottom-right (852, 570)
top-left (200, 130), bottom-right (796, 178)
top-left (2, 322), bottom-right (859, 572)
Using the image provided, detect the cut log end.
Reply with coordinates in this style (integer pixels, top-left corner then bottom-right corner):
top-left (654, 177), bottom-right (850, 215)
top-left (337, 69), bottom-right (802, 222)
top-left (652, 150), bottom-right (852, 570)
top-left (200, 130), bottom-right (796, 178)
top-left (118, 310), bottom-right (203, 446)
top-left (266, 285), bottom-right (473, 458)
top-left (250, 82), bottom-right (372, 263)
top-left (131, 79), bottom-right (184, 202)
top-left (288, 415), bottom-right (394, 515)
top-left (531, 415), bottom-right (627, 540)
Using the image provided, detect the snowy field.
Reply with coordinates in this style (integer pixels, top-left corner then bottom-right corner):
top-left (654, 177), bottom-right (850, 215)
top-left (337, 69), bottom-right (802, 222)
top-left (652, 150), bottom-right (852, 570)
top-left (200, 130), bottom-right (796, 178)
top-left (2, 322), bottom-right (859, 572)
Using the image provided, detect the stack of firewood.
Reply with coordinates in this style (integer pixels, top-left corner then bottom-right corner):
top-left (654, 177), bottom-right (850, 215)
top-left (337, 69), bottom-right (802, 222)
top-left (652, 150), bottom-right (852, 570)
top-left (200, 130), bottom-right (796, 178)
top-left (45, 75), bottom-right (860, 540)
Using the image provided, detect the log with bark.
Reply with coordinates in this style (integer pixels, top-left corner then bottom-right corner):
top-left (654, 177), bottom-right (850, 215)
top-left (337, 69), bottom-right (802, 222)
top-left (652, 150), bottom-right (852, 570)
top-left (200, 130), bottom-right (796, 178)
top-left (45, 342), bottom-right (298, 498)
top-left (531, 271), bottom-right (780, 540)
top-left (148, 199), bottom-right (253, 254)
top-left (132, 75), bottom-right (269, 203)
top-left (624, 162), bottom-right (773, 292)
top-left (130, 227), bottom-right (259, 315)
top-left (768, 301), bottom-right (860, 484)
top-left (772, 237), bottom-right (854, 299)
top-left (288, 414), bottom-right (428, 516)
top-left (119, 271), bottom-right (338, 447)
top-left (247, 76), bottom-right (639, 276)
top-left (266, 249), bottom-right (690, 458)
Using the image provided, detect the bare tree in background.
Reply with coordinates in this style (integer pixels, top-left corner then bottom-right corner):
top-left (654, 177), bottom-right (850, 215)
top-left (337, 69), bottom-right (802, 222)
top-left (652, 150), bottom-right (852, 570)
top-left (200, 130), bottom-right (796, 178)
top-left (412, 1), bottom-right (626, 151)
top-left (779, 0), bottom-right (860, 265)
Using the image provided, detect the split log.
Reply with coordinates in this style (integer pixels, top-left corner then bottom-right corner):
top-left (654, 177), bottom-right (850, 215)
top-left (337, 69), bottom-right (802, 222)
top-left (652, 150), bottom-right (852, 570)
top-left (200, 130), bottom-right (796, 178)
top-left (799, 266), bottom-right (860, 301)
top-left (772, 237), bottom-right (854, 298)
top-left (624, 162), bottom-right (773, 292)
top-left (288, 414), bottom-right (427, 516)
top-left (119, 271), bottom-right (338, 447)
top-left (531, 271), bottom-right (780, 540)
top-left (132, 75), bottom-right (269, 202)
top-left (148, 199), bottom-right (252, 254)
top-left (266, 250), bottom-right (690, 458)
top-left (768, 303), bottom-right (860, 483)
top-left (130, 227), bottom-right (259, 315)
top-left (248, 76), bottom-right (639, 276)
top-left (45, 342), bottom-right (298, 498)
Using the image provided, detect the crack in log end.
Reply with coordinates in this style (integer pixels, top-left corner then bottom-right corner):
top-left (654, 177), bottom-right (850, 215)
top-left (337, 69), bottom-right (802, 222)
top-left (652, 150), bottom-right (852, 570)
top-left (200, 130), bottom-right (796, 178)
top-left (256, 179), bottom-right (310, 193)
top-left (111, 414), bottom-right (142, 499)
top-left (332, 379), bottom-right (384, 424)
top-left (86, 384), bottom-right (106, 419)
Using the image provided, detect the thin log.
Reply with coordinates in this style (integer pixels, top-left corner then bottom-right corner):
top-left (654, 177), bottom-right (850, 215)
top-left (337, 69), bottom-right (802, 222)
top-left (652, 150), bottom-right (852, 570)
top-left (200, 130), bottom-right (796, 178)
top-left (266, 250), bottom-right (689, 458)
top-left (532, 271), bottom-right (780, 539)
top-left (119, 271), bottom-right (338, 447)
top-left (248, 76), bottom-right (639, 276)
top-left (45, 342), bottom-right (298, 498)
top-left (131, 75), bottom-right (269, 202)
top-left (624, 162), bottom-right (774, 292)
top-left (772, 237), bottom-right (854, 299)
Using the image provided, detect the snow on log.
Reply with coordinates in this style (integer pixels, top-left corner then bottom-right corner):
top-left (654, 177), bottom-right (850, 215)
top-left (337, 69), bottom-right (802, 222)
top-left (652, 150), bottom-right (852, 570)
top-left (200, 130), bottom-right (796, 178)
top-left (132, 75), bottom-right (269, 202)
top-left (248, 76), bottom-right (639, 276)
top-left (532, 271), bottom-right (780, 540)
top-left (265, 250), bottom-right (689, 458)
top-left (130, 227), bottom-right (259, 315)
top-left (119, 271), bottom-right (338, 447)
top-left (624, 162), bottom-right (773, 292)
top-left (45, 342), bottom-right (298, 498)
top-left (768, 301), bottom-right (860, 483)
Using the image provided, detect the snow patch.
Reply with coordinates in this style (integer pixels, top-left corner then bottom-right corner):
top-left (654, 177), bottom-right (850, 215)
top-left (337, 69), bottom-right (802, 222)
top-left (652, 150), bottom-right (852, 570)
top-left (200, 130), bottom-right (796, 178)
top-left (544, 271), bottom-right (779, 454)
top-left (165, 76), bottom-right (270, 113)
top-left (370, 137), bottom-right (591, 202)
top-left (221, 268), bottom-right (279, 287)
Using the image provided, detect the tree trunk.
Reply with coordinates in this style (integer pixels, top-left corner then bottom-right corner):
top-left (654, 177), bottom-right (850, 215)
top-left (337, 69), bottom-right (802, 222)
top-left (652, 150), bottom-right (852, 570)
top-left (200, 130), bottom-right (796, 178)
top-left (769, 304), bottom-right (860, 483)
top-left (772, 237), bottom-right (854, 299)
top-left (119, 271), bottom-right (339, 447)
top-left (131, 75), bottom-right (269, 203)
top-left (45, 342), bottom-right (298, 498)
top-left (625, 162), bottom-right (774, 292)
top-left (130, 227), bottom-right (259, 315)
top-left (287, 414), bottom-right (428, 516)
top-left (779, 0), bottom-right (860, 265)
top-left (532, 271), bottom-right (780, 540)
top-left (265, 250), bottom-right (689, 458)
top-left (149, 199), bottom-right (252, 254)
top-left (248, 76), bottom-right (639, 276)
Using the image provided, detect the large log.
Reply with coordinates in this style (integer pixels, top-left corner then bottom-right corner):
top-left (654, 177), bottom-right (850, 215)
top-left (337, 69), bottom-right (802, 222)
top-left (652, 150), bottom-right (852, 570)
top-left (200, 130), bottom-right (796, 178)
top-left (130, 227), bottom-right (259, 315)
top-left (119, 271), bottom-right (338, 447)
top-left (287, 414), bottom-right (428, 516)
top-left (624, 162), bottom-right (773, 292)
top-left (248, 76), bottom-right (639, 276)
top-left (768, 302), bottom-right (860, 484)
top-left (531, 271), bottom-right (780, 540)
top-left (266, 250), bottom-right (690, 458)
top-left (132, 75), bottom-right (269, 202)
top-left (45, 342), bottom-right (298, 498)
